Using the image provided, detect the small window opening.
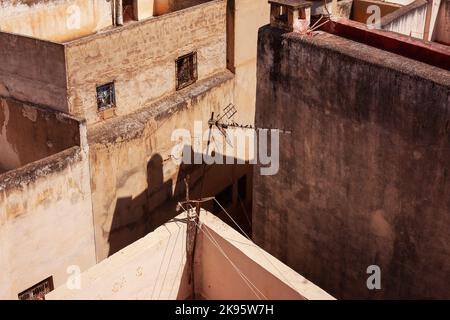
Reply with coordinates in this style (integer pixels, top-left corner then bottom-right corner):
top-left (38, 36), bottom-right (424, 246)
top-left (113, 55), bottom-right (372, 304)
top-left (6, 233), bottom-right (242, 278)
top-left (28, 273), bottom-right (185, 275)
top-left (96, 82), bottom-right (116, 111)
top-left (275, 5), bottom-right (288, 22)
top-left (176, 52), bottom-right (198, 90)
top-left (18, 276), bottom-right (54, 300)
top-left (123, 0), bottom-right (136, 22)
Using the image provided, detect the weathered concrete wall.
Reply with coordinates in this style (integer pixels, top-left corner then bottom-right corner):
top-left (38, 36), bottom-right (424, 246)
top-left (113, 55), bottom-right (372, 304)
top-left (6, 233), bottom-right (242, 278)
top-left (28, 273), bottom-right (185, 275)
top-left (65, 0), bottom-right (227, 124)
top-left (88, 71), bottom-right (253, 261)
top-left (0, 145), bottom-right (96, 299)
top-left (254, 26), bottom-right (450, 299)
top-left (0, 97), bottom-right (80, 172)
top-left (195, 212), bottom-right (335, 300)
top-left (0, 0), bottom-right (112, 42)
top-left (0, 32), bottom-right (67, 112)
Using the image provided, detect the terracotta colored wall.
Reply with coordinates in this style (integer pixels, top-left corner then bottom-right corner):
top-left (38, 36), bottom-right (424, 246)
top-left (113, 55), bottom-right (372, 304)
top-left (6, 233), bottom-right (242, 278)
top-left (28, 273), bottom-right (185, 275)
top-left (195, 212), bottom-right (334, 300)
top-left (351, 0), bottom-right (401, 23)
top-left (434, 0), bottom-right (450, 45)
top-left (254, 26), bottom-right (450, 299)
top-left (153, 0), bottom-right (211, 16)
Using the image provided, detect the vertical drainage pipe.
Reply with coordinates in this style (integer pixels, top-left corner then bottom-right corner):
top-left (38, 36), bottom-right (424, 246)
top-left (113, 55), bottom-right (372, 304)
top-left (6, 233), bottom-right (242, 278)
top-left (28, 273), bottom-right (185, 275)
top-left (116, 0), bottom-right (124, 26)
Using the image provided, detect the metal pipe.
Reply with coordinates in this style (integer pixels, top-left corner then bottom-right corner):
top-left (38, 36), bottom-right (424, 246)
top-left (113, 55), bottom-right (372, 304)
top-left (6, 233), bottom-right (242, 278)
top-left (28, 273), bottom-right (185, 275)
top-left (116, 0), bottom-right (123, 26)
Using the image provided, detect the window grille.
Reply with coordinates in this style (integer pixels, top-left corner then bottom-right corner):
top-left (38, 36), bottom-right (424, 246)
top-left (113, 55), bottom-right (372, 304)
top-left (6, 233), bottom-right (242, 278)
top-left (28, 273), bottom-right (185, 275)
top-left (176, 52), bottom-right (198, 90)
top-left (96, 82), bottom-right (116, 111)
top-left (18, 276), bottom-right (54, 300)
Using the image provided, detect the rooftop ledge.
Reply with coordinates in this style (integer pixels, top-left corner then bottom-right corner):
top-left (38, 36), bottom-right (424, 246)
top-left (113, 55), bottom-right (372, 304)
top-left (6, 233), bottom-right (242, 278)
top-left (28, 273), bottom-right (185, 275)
top-left (317, 18), bottom-right (450, 71)
top-left (46, 210), bottom-right (335, 300)
top-left (0, 0), bottom-right (220, 45)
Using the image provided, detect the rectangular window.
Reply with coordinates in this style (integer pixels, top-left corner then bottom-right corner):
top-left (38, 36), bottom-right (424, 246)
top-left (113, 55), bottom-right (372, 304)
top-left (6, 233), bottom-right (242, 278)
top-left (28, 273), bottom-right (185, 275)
top-left (18, 276), bottom-right (54, 300)
top-left (176, 52), bottom-right (198, 90)
top-left (96, 82), bottom-right (116, 111)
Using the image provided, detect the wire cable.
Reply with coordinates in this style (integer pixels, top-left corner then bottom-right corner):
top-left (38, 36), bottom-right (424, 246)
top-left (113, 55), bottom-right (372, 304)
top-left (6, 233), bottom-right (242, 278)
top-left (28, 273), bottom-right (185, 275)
top-left (179, 203), bottom-right (267, 300)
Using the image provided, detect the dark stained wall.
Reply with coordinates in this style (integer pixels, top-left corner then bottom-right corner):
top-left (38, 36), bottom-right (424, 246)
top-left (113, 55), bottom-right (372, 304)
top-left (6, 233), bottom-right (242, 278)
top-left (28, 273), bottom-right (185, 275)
top-left (253, 26), bottom-right (450, 299)
top-left (0, 32), bottom-right (68, 112)
top-left (0, 97), bottom-right (81, 172)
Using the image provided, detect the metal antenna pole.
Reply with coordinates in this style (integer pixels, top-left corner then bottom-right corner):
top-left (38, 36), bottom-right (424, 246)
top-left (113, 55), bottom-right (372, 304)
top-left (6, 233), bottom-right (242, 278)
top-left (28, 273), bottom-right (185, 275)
top-left (199, 112), bottom-right (215, 206)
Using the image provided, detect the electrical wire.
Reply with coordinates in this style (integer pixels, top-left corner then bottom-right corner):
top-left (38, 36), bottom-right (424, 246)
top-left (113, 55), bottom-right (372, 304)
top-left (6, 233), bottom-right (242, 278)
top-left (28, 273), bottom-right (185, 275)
top-left (179, 203), bottom-right (267, 300)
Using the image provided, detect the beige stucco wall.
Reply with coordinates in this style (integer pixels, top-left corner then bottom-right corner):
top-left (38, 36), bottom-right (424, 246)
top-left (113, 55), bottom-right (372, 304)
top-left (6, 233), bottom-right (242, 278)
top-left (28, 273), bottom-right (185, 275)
top-left (231, 0), bottom-right (270, 125)
top-left (46, 213), bottom-right (190, 300)
top-left (134, 0), bottom-right (155, 20)
top-left (0, 145), bottom-right (96, 300)
top-left (0, 0), bottom-right (112, 42)
top-left (88, 71), bottom-right (239, 262)
top-left (65, 0), bottom-right (227, 124)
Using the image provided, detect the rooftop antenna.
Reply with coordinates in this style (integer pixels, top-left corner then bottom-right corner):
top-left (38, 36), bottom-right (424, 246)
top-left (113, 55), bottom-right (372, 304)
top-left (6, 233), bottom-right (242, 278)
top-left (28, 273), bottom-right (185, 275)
top-left (208, 103), bottom-right (293, 148)
top-left (178, 104), bottom-right (292, 295)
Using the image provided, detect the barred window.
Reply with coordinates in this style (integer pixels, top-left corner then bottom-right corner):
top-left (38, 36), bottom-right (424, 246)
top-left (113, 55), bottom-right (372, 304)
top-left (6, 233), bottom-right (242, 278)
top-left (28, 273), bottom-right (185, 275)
top-left (18, 276), bottom-right (54, 300)
top-left (96, 82), bottom-right (116, 111)
top-left (176, 52), bottom-right (198, 90)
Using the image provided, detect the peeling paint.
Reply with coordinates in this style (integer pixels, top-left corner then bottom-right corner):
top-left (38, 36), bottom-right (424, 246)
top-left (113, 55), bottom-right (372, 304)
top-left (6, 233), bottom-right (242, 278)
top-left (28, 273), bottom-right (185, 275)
top-left (0, 99), bottom-right (21, 171)
top-left (21, 105), bottom-right (38, 122)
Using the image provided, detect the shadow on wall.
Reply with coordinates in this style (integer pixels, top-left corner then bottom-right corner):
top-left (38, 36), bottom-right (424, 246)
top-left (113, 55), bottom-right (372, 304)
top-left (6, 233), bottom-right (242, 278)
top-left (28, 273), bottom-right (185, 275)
top-left (108, 146), bottom-right (252, 257)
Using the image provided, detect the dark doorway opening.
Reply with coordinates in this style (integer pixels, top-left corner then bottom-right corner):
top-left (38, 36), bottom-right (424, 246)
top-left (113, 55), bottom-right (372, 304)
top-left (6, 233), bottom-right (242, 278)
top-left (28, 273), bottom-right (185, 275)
top-left (123, 0), bottom-right (136, 22)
